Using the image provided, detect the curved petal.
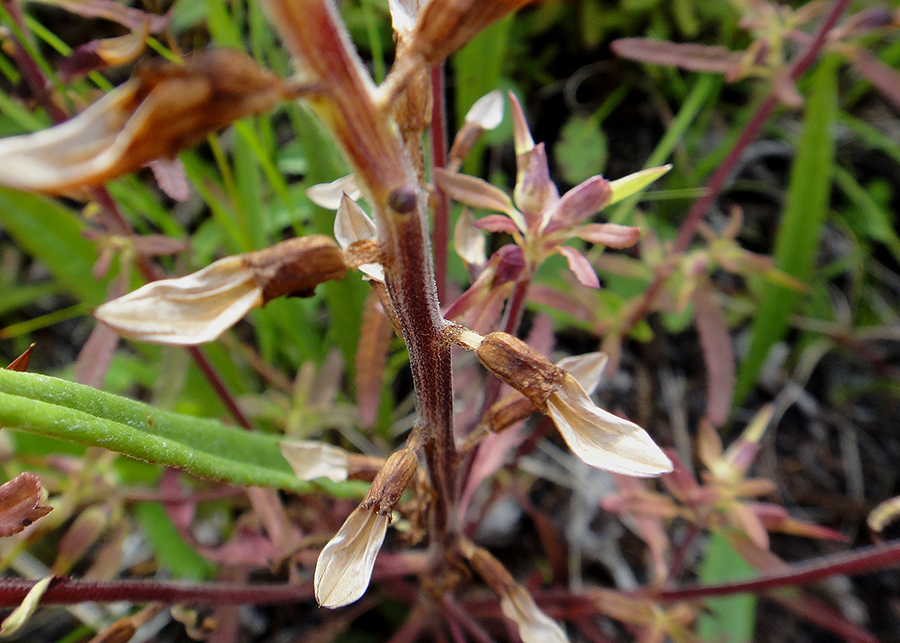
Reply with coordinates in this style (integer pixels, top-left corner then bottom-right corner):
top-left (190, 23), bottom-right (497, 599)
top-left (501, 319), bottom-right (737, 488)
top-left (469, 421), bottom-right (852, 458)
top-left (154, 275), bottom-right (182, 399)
top-left (94, 256), bottom-right (262, 345)
top-left (555, 246), bottom-right (599, 289)
top-left (315, 506), bottom-right (389, 608)
top-left (546, 375), bottom-right (672, 476)
top-left (500, 584), bottom-right (570, 643)
top-left (279, 441), bottom-right (350, 482)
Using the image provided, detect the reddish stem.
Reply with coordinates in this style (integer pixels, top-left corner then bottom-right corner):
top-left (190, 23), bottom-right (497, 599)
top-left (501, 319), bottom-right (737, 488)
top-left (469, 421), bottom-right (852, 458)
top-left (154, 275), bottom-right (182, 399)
top-left (643, 539), bottom-right (900, 601)
top-left (431, 63), bottom-right (450, 303)
top-left (624, 0), bottom-right (851, 334)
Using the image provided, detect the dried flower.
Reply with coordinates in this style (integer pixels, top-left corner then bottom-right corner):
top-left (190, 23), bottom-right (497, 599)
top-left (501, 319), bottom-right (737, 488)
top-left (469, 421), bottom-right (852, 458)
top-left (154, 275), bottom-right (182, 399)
top-left (314, 505), bottom-right (389, 608)
top-left (500, 585), bottom-right (570, 643)
top-left (95, 236), bottom-right (346, 345)
top-left (462, 331), bottom-right (672, 476)
top-left (0, 49), bottom-right (284, 194)
top-left (315, 448), bottom-right (418, 608)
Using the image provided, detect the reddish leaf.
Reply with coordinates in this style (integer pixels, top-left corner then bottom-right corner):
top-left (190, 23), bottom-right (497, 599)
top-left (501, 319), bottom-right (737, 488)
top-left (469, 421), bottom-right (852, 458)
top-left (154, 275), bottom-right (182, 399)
top-left (355, 291), bottom-right (396, 428)
top-left (556, 245), bottom-right (600, 289)
top-left (475, 214), bottom-right (520, 234)
top-left (147, 158), bottom-right (191, 202)
top-left (6, 345), bottom-right (33, 372)
top-left (851, 47), bottom-right (900, 112)
top-left (48, 0), bottom-right (170, 33)
top-left (693, 286), bottom-right (734, 426)
top-left (0, 473), bottom-right (52, 536)
top-left (611, 38), bottom-right (743, 74)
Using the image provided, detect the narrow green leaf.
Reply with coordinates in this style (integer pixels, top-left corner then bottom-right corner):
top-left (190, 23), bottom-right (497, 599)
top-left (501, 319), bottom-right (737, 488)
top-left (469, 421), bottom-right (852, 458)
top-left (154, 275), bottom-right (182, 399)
top-left (0, 188), bottom-right (107, 305)
top-left (735, 56), bottom-right (839, 404)
top-left (697, 532), bottom-right (757, 643)
top-left (136, 502), bottom-right (216, 580)
top-left (0, 370), bottom-right (366, 499)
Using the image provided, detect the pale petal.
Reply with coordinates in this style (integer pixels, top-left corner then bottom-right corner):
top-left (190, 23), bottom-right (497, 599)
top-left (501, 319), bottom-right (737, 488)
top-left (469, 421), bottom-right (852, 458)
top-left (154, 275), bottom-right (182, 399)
top-left (608, 165), bottom-right (671, 206)
top-left (280, 441), bottom-right (350, 482)
top-left (465, 90), bottom-right (504, 130)
top-left (388, 0), bottom-right (428, 34)
top-left (94, 256), bottom-right (262, 345)
top-left (307, 174), bottom-right (362, 209)
top-left (556, 352), bottom-right (608, 396)
top-left (334, 193), bottom-right (377, 248)
top-left (454, 209), bottom-right (486, 268)
top-left (500, 585), bottom-right (570, 643)
top-left (546, 375), bottom-right (672, 476)
top-left (315, 506), bottom-right (389, 608)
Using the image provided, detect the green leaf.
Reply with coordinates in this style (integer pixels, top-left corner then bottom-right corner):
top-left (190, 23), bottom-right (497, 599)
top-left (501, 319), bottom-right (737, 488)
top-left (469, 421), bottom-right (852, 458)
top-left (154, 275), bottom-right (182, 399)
top-left (0, 370), bottom-right (366, 499)
top-left (735, 55), bottom-right (839, 404)
top-left (0, 188), bottom-right (107, 305)
top-left (136, 502), bottom-right (216, 580)
top-left (554, 114), bottom-right (608, 185)
top-left (697, 532), bottom-right (757, 643)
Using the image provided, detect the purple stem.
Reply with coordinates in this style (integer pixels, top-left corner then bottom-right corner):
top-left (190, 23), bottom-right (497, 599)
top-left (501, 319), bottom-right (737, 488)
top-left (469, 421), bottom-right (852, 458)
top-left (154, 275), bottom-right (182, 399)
top-left (643, 539), bottom-right (900, 601)
top-left (624, 0), bottom-right (851, 332)
top-left (431, 63), bottom-right (450, 303)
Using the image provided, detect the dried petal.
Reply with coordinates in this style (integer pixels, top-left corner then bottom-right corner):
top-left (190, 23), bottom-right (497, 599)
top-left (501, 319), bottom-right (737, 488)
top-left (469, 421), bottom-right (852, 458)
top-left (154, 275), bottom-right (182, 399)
top-left (308, 174), bottom-right (363, 210)
top-left (388, 0), bottom-right (426, 34)
top-left (315, 506), bottom-right (389, 608)
top-left (608, 165), bottom-right (671, 206)
top-left (556, 352), bottom-right (608, 395)
top-left (465, 89), bottom-right (504, 130)
top-left (0, 49), bottom-right (284, 194)
top-left (546, 375), bottom-right (672, 476)
top-left (335, 194), bottom-right (378, 248)
top-left (280, 441), bottom-right (351, 482)
top-left (501, 585), bottom-right (570, 643)
top-left (454, 208), bottom-right (486, 268)
top-left (0, 473), bottom-right (52, 537)
top-left (94, 255), bottom-right (261, 345)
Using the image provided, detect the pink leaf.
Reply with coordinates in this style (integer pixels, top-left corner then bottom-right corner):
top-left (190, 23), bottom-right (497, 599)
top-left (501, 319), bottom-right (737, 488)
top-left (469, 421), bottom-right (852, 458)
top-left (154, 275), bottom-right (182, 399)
top-left (693, 286), bottom-right (735, 426)
top-left (611, 38), bottom-right (743, 74)
top-left (852, 47), bottom-right (900, 112)
top-left (147, 158), bottom-right (191, 202)
top-left (576, 222), bottom-right (641, 248)
top-left (355, 292), bottom-right (395, 429)
top-left (543, 176), bottom-right (611, 233)
top-left (475, 214), bottom-right (520, 234)
top-left (556, 246), bottom-right (600, 289)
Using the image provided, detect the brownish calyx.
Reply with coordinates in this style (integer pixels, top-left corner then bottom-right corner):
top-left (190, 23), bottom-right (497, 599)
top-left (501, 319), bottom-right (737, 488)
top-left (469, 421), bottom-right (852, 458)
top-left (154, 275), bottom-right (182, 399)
top-left (117, 48), bottom-right (286, 163)
top-left (475, 332), bottom-right (565, 409)
top-left (363, 449), bottom-right (418, 516)
top-left (245, 236), bottom-right (347, 302)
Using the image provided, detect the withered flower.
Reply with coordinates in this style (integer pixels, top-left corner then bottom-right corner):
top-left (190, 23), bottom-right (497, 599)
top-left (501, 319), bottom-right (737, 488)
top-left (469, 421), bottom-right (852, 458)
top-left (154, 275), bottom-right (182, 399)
top-left (0, 49), bottom-right (284, 194)
top-left (315, 448), bottom-right (418, 608)
top-left (461, 330), bottom-right (672, 476)
top-left (95, 236), bottom-right (346, 345)
top-left (314, 505), bottom-right (389, 608)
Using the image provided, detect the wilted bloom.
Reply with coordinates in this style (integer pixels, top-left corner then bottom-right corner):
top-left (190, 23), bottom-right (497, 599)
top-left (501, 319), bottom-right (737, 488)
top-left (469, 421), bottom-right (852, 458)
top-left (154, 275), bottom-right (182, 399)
top-left (314, 505), bottom-right (389, 608)
top-left (0, 49), bottom-right (284, 194)
top-left (95, 236), bottom-right (346, 345)
top-left (500, 585), bottom-right (569, 643)
top-left (315, 448), bottom-right (418, 607)
top-left (463, 540), bottom-right (569, 643)
top-left (435, 92), bottom-right (669, 290)
top-left (458, 330), bottom-right (672, 476)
